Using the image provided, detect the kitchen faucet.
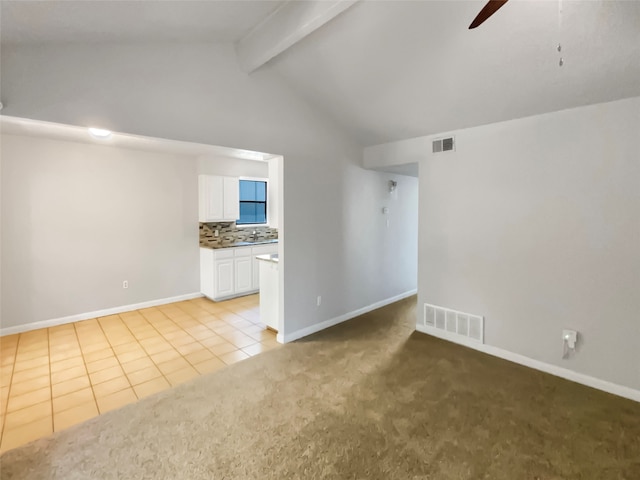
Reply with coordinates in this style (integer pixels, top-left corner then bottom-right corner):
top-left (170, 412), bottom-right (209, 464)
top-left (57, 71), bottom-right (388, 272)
top-left (251, 230), bottom-right (258, 241)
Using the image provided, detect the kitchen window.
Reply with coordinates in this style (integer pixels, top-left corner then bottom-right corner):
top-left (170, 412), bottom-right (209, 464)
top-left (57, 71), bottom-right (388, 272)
top-left (237, 179), bottom-right (267, 225)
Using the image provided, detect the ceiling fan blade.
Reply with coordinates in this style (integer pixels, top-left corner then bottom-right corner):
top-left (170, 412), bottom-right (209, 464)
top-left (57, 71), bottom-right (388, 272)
top-left (469, 0), bottom-right (510, 29)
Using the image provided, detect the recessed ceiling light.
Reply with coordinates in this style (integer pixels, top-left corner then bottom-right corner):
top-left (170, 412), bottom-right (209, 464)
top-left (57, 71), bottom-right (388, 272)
top-left (88, 127), bottom-right (112, 138)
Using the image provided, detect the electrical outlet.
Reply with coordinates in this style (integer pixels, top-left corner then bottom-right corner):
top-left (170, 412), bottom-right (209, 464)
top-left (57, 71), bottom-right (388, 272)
top-left (214, 229), bottom-right (219, 237)
top-left (317, 296), bottom-right (321, 307)
top-left (123, 280), bottom-right (129, 289)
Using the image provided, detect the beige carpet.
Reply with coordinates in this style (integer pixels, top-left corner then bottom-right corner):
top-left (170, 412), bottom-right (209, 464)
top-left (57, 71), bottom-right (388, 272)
top-left (1, 297), bottom-right (639, 479)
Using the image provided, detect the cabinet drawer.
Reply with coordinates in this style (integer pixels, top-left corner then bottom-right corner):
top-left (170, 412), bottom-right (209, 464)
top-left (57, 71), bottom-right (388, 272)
top-left (252, 244), bottom-right (278, 255)
top-left (234, 246), bottom-right (253, 257)
top-left (213, 249), bottom-right (234, 260)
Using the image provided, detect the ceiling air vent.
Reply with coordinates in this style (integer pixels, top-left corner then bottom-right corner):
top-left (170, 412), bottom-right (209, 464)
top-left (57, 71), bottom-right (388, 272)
top-left (432, 136), bottom-right (455, 153)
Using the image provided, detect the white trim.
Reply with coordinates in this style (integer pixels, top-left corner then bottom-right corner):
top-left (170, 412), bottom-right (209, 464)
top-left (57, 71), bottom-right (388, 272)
top-left (416, 324), bottom-right (640, 403)
top-left (0, 292), bottom-right (203, 336)
top-left (279, 289), bottom-right (417, 343)
top-left (238, 176), bottom-right (268, 182)
top-left (236, 0), bottom-right (359, 73)
top-left (202, 290), bottom-right (259, 303)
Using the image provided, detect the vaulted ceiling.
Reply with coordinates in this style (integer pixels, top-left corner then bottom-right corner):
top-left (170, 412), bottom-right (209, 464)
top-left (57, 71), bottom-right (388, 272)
top-left (2, 0), bottom-right (639, 147)
top-left (270, 0), bottom-right (640, 145)
top-left (0, 0), bottom-right (283, 44)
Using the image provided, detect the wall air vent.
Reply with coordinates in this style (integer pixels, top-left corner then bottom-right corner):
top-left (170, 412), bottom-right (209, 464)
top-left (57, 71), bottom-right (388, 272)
top-left (432, 136), bottom-right (455, 153)
top-left (422, 303), bottom-right (484, 344)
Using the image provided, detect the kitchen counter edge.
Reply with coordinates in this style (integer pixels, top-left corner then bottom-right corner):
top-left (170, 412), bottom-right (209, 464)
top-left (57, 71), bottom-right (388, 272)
top-left (200, 240), bottom-right (279, 250)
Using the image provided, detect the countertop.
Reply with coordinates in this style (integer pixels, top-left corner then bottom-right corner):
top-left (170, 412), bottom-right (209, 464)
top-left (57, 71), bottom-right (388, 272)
top-left (200, 239), bottom-right (278, 250)
top-left (256, 253), bottom-right (279, 263)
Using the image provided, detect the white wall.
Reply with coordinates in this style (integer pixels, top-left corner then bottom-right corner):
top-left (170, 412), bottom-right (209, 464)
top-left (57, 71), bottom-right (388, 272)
top-left (1, 134), bottom-right (200, 329)
top-left (267, 157), bottom-right (280, 229)
top-left (364, 135), bottom-right (430, 170)
top-left (196, 155), bottom-right (268, 178)
top-left (1, 41), bottom-right (419, 337)
top-left (418, 97), bottom-right (640, 391)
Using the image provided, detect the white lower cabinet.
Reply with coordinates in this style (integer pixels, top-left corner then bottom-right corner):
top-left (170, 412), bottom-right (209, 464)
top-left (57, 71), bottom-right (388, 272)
top-left (234, 255), bottom-right (253, 294)
top-left (214, 259), bottom-right (234, 299)
top-left (259, 259), bottom-right (279, 331)
top-left (252, 256), bottom-right (260, 291)
top-left (200, 244), bottom-right (278, 301)
top-left (251, 244), bottom-right (274, 291)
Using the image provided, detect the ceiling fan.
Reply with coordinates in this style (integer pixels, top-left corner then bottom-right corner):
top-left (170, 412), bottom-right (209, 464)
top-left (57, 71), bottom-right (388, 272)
top-left (469, 0), bottom-right (510, 29)
top-left (469, 0), bottom-right (566, 66)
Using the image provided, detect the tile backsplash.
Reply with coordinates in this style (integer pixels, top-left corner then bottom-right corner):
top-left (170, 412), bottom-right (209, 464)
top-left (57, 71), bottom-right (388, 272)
top-left (200, 222), bottom-right (278, 248)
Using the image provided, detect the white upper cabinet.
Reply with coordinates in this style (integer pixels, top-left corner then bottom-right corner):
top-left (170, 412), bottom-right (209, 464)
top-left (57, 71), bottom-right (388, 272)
top-left (198, 175), bottom-right (239, 222)
top-left (223, 176), bottom-right (240, 221)
top-left (199, 175), bottom-right (223, 222)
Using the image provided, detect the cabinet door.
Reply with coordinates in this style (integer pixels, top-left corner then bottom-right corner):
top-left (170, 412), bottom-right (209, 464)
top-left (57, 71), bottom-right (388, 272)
top-left (252, 244), bottom-right (277, 291)
top-left (259, 261), bottom-right (279, 331)
top-left (223, 176), bottom-right (239, 221)
top-left (200, 248), bottom-right (215, 298)
top-left (214, 259), bottom-right (234, 299)
top-left (234, 256), bottom-right (253, 294)
top-left (199, 175), bottom-right (224, 222)
top-left (252, 256), bottom-right (260, 291)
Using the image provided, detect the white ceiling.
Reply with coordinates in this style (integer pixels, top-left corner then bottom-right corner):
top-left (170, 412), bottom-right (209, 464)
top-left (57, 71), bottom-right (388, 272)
top-left (1, 0), bottom-right (639, 150)
top-left (0, 0), bottom-right (283, 45)
top-left (0, 115), bottom-right (276, 161)
top-left (270, 0), bottom-right (640, 145)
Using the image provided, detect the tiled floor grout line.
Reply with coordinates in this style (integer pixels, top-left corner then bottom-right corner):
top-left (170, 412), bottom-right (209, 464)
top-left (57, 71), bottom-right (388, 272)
top-left (143, 302), bottom-right (261, 360)
top-left (101, 315), bottom-right (139, 398)
top-left (148, 306), bottom-right (233, 365)
top-left (165, 311), bottom-right (227, 365)
top-left (117, 309), bottom-right (174, 394)
top-left (135, 305), bottom-right (228, 378)
top-left (0, 294), bottom-right (273, 452)
top-left (77, 319), bottom-right (111, 416)
top-left (6, 335), bottom-right (40, 440)
top-left (47, 327), bottom-right (54, 438)
top-left (0, 338), bottom-right (18, 448)
top-left (167, 313), bottom-right (229, 361)
top-left (138, 308), bottom-right (200, 375)
top-left (160, 301), bottom-right (259, 364)
top-left (1, 331), bottom-right (50, 447)
top-left (160, 314), bottom-right (205, 349)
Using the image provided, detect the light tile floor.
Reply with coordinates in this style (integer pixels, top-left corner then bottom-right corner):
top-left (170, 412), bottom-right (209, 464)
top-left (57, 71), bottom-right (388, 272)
top-left (0, 294), bottom-right (279, 453)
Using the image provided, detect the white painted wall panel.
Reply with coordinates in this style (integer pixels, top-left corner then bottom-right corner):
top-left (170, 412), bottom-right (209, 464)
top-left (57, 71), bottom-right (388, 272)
top-left (0, 134), bottom-right (199, 328)
top-left (1, 42), bottom-right (419, 337)
top-left (418, 97), bottom-right (640, 390)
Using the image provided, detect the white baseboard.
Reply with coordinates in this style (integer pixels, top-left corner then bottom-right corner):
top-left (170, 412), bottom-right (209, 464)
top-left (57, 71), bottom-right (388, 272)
top-left (416, 324), bottom-right (640, 404)
top-left (0, 292), bottom-right (204, 336)
top-left (279, 289), bottom-right (417, 343)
